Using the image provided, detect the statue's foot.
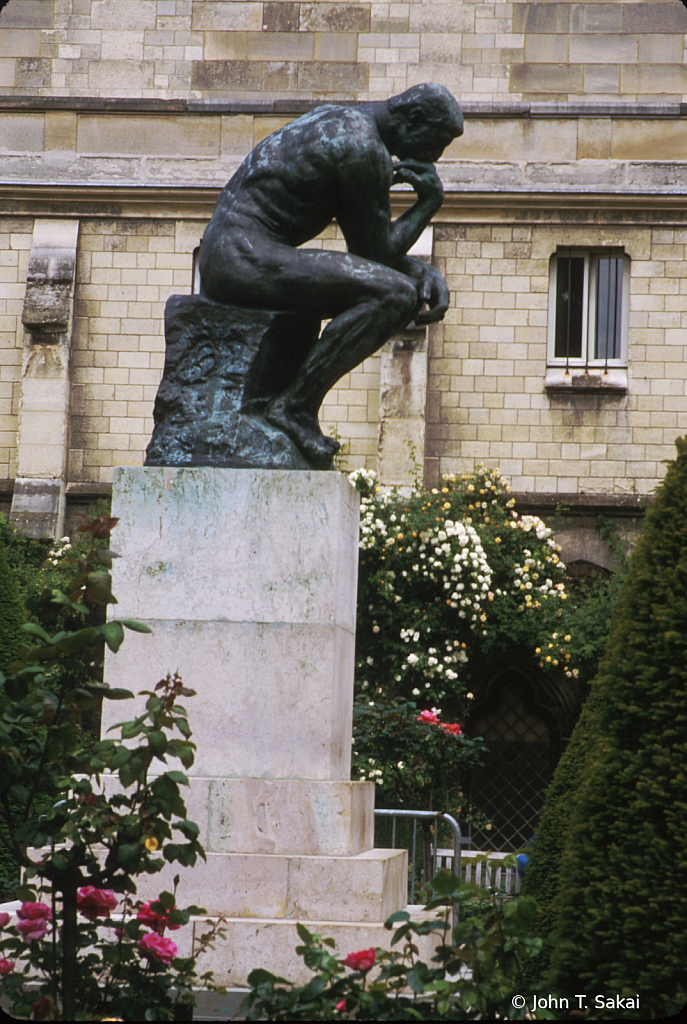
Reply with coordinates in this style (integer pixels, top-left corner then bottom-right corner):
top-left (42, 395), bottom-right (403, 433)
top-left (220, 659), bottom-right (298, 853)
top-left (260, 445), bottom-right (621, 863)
top-left (266, 400), bottom-right (339, 469)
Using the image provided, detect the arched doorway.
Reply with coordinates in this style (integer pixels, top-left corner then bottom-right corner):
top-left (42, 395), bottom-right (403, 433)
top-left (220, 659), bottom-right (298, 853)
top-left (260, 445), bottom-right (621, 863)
top-left (466, 663), bottom-right (562, 851)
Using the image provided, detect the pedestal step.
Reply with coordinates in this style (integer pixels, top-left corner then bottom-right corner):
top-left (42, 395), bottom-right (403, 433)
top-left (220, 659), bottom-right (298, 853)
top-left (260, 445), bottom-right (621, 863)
top-left (192, 908), bottom-right (447, 987)
top-left (136, 848), bottom-right (407, 923)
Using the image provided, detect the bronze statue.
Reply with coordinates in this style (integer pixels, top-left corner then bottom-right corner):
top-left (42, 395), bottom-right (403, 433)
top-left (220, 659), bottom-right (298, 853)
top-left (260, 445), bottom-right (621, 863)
top-left (146, 85), bottom-right (463, 471)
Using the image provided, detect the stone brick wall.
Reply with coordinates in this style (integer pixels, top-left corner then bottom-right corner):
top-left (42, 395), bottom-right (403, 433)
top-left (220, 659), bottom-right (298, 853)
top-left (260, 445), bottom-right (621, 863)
top-left (0, 219), bottom-right (33, 482)
top-left (428, 216), bottom-right (687, 495)
top-left (4, 1), bottom-right (687, 510)
top-left (2, 1), bottom-right (687, 103)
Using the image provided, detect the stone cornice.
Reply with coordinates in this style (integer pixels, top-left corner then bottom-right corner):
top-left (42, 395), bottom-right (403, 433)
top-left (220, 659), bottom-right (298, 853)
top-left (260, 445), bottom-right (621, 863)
top-left (2, 95), bottom-right (687, 119)
top-left (2, 183), bottom-right (687, 224)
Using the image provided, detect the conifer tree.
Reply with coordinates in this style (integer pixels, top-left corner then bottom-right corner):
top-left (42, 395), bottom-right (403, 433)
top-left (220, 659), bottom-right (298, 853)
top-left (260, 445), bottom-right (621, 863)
top-left (540, 438), bottom-right (687, 1017)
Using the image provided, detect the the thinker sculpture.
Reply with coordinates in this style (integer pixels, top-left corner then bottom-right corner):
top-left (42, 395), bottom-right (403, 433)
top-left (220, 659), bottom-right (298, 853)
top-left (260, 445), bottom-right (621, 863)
top-left (145, 84), bottom-right (464, 471)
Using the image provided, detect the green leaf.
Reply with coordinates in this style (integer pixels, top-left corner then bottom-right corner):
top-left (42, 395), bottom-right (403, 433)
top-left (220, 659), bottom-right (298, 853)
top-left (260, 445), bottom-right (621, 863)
top-left (148, 730), bottom-right (168, 757)
top-left (296, 922), bottom-right (314, 946)
top-left (100, 621), bottom-right (125, 653)
top-left (14, 885), bottom-right (37, 901)
top-left (3, 677), bottom-right (28, 701)
top-left (157, 891), bottom-right (176, 911)
top-left (101, 687), bottom-right (135, 701)
top-left (119, 619), bottom-right (153, 634)
top-left (85, 571), bottom-right (117, 605)
top-left (55, 627), bottom-right (99, 654)
top-left (20, 622), bottom-right (54, 643)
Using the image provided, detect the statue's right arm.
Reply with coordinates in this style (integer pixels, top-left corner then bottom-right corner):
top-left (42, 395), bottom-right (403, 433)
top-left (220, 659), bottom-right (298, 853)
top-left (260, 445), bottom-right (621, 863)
top-left (336, 149), bottom-right (444, 267)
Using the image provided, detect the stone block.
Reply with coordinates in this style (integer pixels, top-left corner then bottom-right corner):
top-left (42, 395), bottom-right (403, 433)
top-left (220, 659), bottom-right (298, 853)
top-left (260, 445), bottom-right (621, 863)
top-left (102, 466), bottom-right (360, 780)
top-left (0, 114), bottom-right (45, 154)
top-left (128, 847), bottom-right (406, 922)
top-left (102, 619), bottom-right (355, 779)
top-left (298, 60), bottom-right (368, 93)
top-left (569, 34), bottom-right (637, 65)
top-left (300, 3), bottom-right (371, 33)
top-left (509, 62), bottom-right (582, 95)
top-left (192, 910), bottom-right (445, 987)
top-left (0, 29), bottom-right (41, 58)
top-left (583, 64), bottom-right (619, 96)
top-left (513, 3), bottom-right (570, 34)
top-left (91, 0), bottom-right (157, 30)
top-left (622, 3), bottom-right (687, 34)
top-left (99, 775), bottom-right (373, 856)
top-left (192, 2), bottom-right (263, 31)
top-left (1, 0), bottom-right (54, 29)
top-left (263, 3), bottom-right (300, 33)
top-left (621, 64), bottom-right (687, 96)
top-left (88, 60), bottom-right (155, 92)
top-left (44, 112), bottom-right (77, 153)
top-left (191, 58), bottom-right (262, 92)
top-left (77, 115), bottom-right (220, 158)
top-left (145, 294), bottom-right (325, 470)
top-left (8, 478), bottom-right (65, 539)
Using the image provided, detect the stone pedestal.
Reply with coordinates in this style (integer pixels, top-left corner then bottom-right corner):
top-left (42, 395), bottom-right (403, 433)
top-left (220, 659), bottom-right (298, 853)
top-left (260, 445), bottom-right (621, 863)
top-left (102, 468), bottom-right (417, 985)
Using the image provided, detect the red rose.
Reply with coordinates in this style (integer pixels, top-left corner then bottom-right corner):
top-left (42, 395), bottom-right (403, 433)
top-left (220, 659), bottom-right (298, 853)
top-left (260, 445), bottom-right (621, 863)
top-left (439, 721), bottom-right (462, 736)
top-left (138, 931), bottom-right (178, 965)
top-left (0, 959), bottom-right (15, 975)
top-left (0, 912), bottom-right (10, 928)
top-left (343, 948), bottom-right (376, 973)
top-left (137, 899), bottom-right (181, 934)
top-left (77, 886), bottom-right (118, 920)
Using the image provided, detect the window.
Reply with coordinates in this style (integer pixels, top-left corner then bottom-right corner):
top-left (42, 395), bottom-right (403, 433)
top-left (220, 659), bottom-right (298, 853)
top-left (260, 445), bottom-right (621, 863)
top-left (546, 248), bottom-right (630, 390)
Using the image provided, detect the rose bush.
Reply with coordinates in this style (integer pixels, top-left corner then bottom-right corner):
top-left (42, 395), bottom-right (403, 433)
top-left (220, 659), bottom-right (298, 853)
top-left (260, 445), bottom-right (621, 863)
top-left (0, 517), bottom-right (226, 1021)
top-left (242, 871), bottom-right (546, 1020)
top-left (350, 466), bottom-right (625, 815)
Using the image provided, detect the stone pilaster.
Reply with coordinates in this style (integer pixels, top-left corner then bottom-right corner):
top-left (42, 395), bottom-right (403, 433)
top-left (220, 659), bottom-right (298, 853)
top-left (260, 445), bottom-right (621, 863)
top-left (10, 218), bottom-right (79, 539)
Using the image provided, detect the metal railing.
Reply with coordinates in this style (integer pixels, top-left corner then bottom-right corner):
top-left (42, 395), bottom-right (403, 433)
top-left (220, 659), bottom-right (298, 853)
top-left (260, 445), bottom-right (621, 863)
top-left (375, 809), bottom-right (472, 930)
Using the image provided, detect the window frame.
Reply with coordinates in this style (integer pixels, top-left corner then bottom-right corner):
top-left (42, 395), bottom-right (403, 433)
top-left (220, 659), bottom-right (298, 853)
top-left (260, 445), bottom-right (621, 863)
top-left (546, 247), bottom-right (630, 372)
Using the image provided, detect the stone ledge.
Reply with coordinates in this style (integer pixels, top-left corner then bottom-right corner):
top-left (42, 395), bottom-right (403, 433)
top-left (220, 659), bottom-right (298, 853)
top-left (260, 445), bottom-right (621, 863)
top-left (2, 96), bottom-right (686, 119)
top-left (192, 909), bottom-right (446, 987)
top-left (132, 848), bottom-right (407, 923)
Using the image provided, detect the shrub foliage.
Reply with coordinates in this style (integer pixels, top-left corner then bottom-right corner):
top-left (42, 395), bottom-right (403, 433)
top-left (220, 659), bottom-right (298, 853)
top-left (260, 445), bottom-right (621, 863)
top-left (535, 438), bottom-right (687, 1018)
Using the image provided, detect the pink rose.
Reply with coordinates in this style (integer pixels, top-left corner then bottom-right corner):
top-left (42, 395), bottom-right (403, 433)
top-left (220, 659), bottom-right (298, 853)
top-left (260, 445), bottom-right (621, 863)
top-left (17, 902), bottom-right (51, 921)
top-left (0, 959), bottom-right (15, 975)
top-left (417, 710), bottom-right (439, 726)
top-left (335, 998), bottom-right (347, 1012)
top-left (16, 903), bottom-right (51, 943)
top-left (16, 918), bottom-right (49, 942)
top-left (138, 931), bottom-right (178, 965)
top-left (0, 913), bottom-right (10, 928)
top-left (343, 948), bottom-right (376, 973)
top-left (137, 899), bottom-right (181, 934)
top-left (77, 887), bottom-right (118, 921)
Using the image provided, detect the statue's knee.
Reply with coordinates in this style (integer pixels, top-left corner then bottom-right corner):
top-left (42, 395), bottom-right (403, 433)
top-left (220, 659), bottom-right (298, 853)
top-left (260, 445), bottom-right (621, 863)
top-left (390, 278), bottom-right (419, 318)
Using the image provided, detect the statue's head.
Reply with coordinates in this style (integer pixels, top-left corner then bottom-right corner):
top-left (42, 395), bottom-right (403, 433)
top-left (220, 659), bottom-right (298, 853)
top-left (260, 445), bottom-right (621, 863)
top-left (385, 84), bottom-right (464, 162)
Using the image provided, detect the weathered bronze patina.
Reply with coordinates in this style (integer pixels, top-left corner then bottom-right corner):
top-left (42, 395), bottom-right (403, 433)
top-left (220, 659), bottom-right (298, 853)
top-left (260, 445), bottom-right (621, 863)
top-left (146, 84), bottom-right (463, 470)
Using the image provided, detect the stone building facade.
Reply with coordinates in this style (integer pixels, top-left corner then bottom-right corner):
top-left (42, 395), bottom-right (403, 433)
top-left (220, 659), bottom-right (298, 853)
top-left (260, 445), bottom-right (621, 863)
top-left (3, 1), bottom-right (687, 841)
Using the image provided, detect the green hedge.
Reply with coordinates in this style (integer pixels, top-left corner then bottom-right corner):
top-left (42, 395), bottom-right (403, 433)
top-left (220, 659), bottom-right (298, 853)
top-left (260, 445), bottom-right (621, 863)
top-left (0, 536), bottom-right (23, 674)
top-left (541, 438), bottom-right (687, 1018)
